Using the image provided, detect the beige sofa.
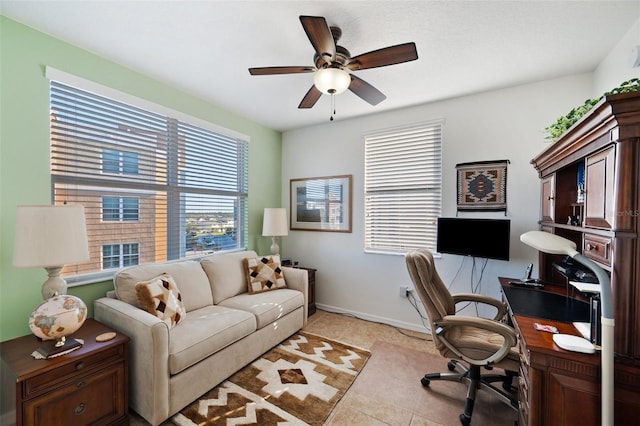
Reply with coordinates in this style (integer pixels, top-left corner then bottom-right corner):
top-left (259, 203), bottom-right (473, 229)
top-left (94, 250), bottom-right (308, 426)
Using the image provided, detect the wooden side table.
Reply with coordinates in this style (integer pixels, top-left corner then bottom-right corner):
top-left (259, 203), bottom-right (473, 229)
top-left (0, 318), bottom-right (129, 426)
top-left (295, 266), bottom-right (317, 316)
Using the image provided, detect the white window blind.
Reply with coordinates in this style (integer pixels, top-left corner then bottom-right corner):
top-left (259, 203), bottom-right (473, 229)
top-left (50, 80), bottom-right (248, 281)
top-left (364, 120), bottom-right (443, 254)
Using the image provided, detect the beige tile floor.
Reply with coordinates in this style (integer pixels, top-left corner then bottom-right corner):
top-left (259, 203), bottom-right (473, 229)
top-left (132, 309), bottom-right (518, 425)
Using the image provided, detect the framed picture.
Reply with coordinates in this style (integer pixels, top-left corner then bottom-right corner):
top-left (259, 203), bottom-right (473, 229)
top-left (456, 160), bottom-right (509, 213)
top-left (290, 174), bottom-right (352, 232)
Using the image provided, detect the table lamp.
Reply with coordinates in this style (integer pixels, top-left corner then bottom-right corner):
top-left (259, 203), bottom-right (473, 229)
top-left (520, 230), bottom-right (614, 426)
top-left (262, 208), bottom-right (288, 255)
top-left (13, 205), bottom-right (91, 357)
top-left (13, 204), bottom-right (90, 299)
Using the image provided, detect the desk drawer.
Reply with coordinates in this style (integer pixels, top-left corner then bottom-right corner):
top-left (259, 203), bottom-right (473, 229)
top-left (583, 234), bottom-right (612, 266)
top-left (23, 345), bottom-right (125, 398)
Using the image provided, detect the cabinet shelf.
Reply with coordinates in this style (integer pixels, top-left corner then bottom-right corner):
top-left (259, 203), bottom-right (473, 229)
top-left (539, 221), bottom-right (614, 238)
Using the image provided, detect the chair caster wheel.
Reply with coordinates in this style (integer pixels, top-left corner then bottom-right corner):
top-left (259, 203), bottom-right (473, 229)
top-left (421, 377), bottom-right (430, 387)
top-left (447, 361), bottom-right (456, 371)
top-left (459, 414), bottom-right (471, 425)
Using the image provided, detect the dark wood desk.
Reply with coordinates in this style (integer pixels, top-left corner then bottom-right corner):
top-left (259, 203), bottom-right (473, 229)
top-left (500, 277), bottom-right (639, 426)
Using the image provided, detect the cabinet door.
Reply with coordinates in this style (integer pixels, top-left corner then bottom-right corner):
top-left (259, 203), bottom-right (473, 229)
top-left (23, 363), bottom-right (126, 426)
top-left (584, 146), bottom-right (615, 229)
top-left (541, 175), bottom-right (555, 222)
top-left (546, 371), bottom-right (600, 426)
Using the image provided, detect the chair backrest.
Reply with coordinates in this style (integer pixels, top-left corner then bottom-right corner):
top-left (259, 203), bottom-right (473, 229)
top-left (405, 249), bottom-right (455, 341)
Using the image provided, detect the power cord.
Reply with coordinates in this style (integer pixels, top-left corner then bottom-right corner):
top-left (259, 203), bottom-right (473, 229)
top-left (453, 256), bottom-right (488, 315)
top-left (406, 289), bottom-right (432, 338)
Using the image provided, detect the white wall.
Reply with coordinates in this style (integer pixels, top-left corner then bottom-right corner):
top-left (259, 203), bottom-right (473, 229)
top-left (593, 17), bottom-right (640, 95)
top-left (281, 73), bottom-right (593, 332)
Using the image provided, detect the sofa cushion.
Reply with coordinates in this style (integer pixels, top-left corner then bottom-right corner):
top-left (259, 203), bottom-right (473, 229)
top-left (114, 260), bottom-right (213, 312)
top-left (168, 304), bottom-right (256, 375)
top-left (135, 273), bottom-right (186, 328)
top-left (218, 289), bottom-right (303, 329)
top-left (243, 255), bottom-right (287, 294)
top-left (200, 250), bottom-right (258, 304)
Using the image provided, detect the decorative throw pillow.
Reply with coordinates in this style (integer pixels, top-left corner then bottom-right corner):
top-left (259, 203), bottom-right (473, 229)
top-left (135, 273), bottom-right (186, 328)
top-left (243, 255), bottom-right (287, 294)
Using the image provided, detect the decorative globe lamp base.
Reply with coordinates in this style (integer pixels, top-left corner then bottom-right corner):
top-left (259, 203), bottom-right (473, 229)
top-left (29, 294), bottom-right (88, 358)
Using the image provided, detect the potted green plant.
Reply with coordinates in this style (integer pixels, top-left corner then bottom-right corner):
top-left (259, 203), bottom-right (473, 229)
top-left (544, 78), bottom-right (640, 141)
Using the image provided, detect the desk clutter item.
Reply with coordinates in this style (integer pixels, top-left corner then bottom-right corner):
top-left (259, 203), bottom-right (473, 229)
top-left (553, 334), bottom-right (596, 354)
top-left (96, 331), bottom-right (116, 342)
top-left (31, 339), bottom-right (84, 359)
top-left (509, 280), bottom-right (544, 288)
top-left (534, 323), bottom-right (558, 333)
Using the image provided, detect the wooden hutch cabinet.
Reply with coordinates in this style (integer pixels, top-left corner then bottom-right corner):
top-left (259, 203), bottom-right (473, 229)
top-left (522, 91), bottom-right (640, 425)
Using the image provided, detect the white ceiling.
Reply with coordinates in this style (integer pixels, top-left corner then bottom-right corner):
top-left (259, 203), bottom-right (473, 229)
top-left (1, 1), bottom-right (639, 132)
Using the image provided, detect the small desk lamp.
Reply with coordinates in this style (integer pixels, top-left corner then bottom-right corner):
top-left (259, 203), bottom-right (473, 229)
top-left (13, 204), bottom-right (90, 299)
top-left (262, 208), bottom-right (288, 256)
top-left (520, 230), bottom-right (613, 426)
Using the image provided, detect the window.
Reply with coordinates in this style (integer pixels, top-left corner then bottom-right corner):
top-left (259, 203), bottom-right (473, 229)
top-left (49, 74), bottom-right (249, 280)
top-left (364, 120), bottom-right (443, 254)
top-left (102, 243), bottom-right (139, 269)
top-left (102, 149), bottom-right (139, 175)
top-left (102, 197), bottom-right (139, 222)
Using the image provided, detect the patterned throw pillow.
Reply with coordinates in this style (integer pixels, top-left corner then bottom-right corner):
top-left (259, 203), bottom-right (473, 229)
top-left (243, 255), bottom-right (287, 294)
top-left (135, 273), bottom-right (186, 328)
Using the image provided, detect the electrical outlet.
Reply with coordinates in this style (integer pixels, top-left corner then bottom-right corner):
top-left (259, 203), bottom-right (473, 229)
top-left (399, 285), bottom-right (409, 298)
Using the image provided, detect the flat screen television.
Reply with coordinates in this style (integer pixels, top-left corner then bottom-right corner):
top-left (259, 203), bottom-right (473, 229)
top-left (436, 217), bottom-right (510, 261)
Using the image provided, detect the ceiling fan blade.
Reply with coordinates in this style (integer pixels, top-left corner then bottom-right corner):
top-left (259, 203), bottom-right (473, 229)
top-left (347, 42), bottom-right (418, 71)
top-left (298, 85), bottom-right (323, 109)
top-left (299, 15), bottom-right (335, 64)
top-left (249, 66), bottom-right (315, 76)
top-left (348, 74), bottom-right (386, 105)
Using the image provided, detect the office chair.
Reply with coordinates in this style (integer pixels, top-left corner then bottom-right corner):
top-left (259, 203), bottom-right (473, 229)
top-left (405, 249), bottom-right (519, 425)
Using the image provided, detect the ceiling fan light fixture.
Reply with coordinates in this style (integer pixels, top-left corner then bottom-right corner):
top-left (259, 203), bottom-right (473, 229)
top-left (313, 67), bottom-right (351, 95)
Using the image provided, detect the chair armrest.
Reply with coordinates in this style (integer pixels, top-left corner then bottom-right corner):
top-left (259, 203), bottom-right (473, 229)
top-left (452, 293), bottom-right (507, 321)
top-left (94, 297), bottom-right (171, 425)
top-left (434, 315), bottom-right (517, 366)
top-left (282, 266), bottom-right (309, 325)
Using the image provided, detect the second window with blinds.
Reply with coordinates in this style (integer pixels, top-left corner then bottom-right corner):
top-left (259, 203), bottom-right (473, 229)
top-left (364, 120), bottom-right (443, 254)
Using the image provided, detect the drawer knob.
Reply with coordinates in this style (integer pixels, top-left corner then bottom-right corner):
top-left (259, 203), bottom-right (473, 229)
top-left (76, 381), bottom-right (85, 388)
top-left (74, 403), bottom-right (86, 415)
top-left (586, 243), bottom-right (599, 252)
top-left (75, 362), bottom-right (85, 371)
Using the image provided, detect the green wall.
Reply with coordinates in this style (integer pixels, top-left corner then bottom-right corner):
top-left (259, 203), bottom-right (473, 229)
top-left (0, 17), bottom-right (283, 341)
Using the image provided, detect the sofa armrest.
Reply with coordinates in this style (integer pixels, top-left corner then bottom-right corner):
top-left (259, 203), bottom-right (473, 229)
top-left (282, 266), bottom-right (309, 325)
top-left (94, 297), bottom-right (171, 426)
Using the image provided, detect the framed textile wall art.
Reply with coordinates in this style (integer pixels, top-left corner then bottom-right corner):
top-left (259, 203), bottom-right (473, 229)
top-left (456, 160), bottom-right (509, 213)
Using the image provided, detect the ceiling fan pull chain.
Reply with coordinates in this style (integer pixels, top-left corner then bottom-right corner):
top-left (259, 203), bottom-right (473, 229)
top-left (330, 93), bottom-right (335, 121)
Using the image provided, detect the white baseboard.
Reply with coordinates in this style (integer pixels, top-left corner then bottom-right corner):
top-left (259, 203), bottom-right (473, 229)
top-left (315, 303), bottom-right (430, 334)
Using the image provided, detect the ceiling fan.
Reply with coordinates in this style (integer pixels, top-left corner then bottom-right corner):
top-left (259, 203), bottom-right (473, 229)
top-left (248, 15), bottom-right (418, 114)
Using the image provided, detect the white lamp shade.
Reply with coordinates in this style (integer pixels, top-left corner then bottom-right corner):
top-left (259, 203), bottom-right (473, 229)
top-left (13, 205), bottom-right (90, 268)
top-left (313, 68), bottom-right (351, 94)
top-left (262, 208), bottom-right (288, 237)
top-left (520, 230), bottom-right (579, 256)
